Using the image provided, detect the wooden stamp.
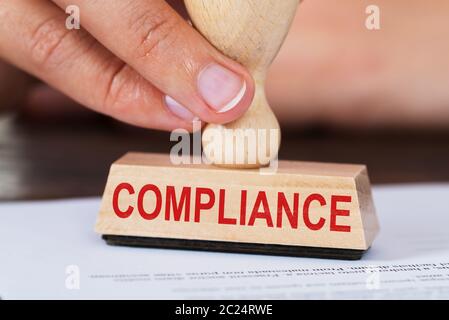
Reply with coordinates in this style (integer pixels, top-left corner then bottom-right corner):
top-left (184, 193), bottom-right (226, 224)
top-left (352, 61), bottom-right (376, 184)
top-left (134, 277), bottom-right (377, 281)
top-left (96, 153), bottom-right (379, 260)
top-left (95, 0), bottom-right (379, 259)
top-left (189, 0), bottom-right (301, 168)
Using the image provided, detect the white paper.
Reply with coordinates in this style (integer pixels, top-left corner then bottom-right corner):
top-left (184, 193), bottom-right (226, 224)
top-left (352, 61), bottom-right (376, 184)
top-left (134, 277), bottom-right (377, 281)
top-left (1, 184), bottom-right (449, 300)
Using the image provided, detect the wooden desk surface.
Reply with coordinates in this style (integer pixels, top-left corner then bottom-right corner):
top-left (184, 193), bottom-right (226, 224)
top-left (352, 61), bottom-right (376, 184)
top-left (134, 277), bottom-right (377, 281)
top-left (1, 114), bottom-right (449, 201)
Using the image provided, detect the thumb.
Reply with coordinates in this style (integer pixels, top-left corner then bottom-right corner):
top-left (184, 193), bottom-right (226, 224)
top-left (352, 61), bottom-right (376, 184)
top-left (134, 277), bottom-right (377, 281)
top-left (155, 0), bottom-right (256, 124)
top-left (61, 0), bottom-right (256, 125)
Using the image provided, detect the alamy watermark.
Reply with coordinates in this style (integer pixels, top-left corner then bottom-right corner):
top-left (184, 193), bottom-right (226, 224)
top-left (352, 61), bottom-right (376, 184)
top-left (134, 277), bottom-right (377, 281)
top-left (365, 266), bottom-right (381, 290)
top-left (65, 5), bottom-right (80, 30)
top-left (365, 5), bottom-right (381, 30)
top-left (65, 265), bottom-right (80, 290)
top-left (169, 119), bottom-right (279, 174)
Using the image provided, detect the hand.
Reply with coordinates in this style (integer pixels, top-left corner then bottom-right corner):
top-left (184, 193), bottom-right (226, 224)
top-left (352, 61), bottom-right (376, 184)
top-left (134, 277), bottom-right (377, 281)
top-left (0, 0), bottom-right (255, 131)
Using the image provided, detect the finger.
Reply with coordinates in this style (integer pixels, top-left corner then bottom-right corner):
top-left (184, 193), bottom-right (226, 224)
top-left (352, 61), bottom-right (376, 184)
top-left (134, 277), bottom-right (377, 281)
top-left (0, 0), bottom-right (196, 131)
top-left (52, 0), bottom-right (255, 124)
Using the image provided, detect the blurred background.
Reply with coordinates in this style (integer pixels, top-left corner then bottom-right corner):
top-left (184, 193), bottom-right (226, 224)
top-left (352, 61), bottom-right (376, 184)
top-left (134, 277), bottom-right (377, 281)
top-left (1, 0), bottom-right (449, 201)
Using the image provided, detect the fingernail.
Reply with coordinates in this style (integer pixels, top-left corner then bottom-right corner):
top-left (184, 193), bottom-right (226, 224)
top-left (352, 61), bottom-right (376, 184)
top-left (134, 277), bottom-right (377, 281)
top-left (164, 96), bottom-right (195, 121)
top-left (198, 63), bottom-right (246, 113)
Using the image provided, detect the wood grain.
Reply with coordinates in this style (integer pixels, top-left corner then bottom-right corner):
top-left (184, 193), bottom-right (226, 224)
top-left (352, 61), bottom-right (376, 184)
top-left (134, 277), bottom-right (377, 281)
top-left (185, 0), bottom-right (301, 168)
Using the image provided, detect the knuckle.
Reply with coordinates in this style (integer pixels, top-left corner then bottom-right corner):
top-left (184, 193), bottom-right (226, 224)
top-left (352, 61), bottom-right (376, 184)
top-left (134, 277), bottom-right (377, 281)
top-left (29, 16), bottom-right (78, 69)
top-left (129, 8), bottom-right (180, 60)
top-left (101, 63), bottom-right (159, 126)
top-left (101, 63), bottom-right (152, 119)
top-left (102, 63), bottom-right (131, 113)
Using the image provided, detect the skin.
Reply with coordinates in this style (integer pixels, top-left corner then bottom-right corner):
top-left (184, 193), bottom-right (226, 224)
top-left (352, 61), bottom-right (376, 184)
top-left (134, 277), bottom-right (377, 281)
top-left (268, 0), bottom-right (449, 129)
top-left (0, 0), bottom-right (255, 131)
top-left (1, 0), bottom-right (449, 129)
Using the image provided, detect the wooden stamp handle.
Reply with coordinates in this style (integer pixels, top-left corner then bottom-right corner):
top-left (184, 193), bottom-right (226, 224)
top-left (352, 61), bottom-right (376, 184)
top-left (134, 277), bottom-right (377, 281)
top-left (185, 0), bottom-right (301, 168)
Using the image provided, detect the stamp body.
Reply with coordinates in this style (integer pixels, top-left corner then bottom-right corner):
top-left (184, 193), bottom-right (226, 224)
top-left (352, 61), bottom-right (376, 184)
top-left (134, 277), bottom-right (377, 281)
top-left (96, 153), bottom-right (379, 259)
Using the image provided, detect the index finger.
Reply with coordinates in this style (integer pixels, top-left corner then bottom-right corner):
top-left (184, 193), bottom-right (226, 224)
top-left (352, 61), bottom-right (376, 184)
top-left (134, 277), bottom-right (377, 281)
top-left (52, 0), bottom-right (256, 124)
